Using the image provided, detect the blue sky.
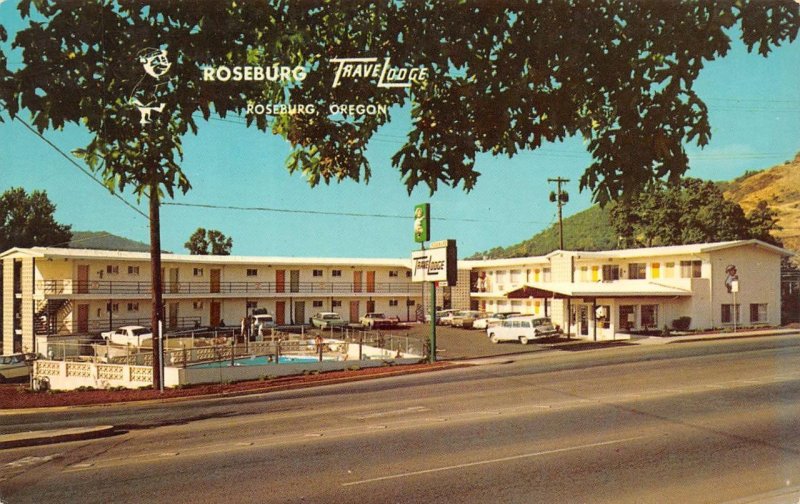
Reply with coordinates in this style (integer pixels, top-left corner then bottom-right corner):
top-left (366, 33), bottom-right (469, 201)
top-left (1, 3), bottom-right (798, 259)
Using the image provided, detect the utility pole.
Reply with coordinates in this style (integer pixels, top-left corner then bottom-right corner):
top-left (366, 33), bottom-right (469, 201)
top-left (548, 177), bottom-right (570, 250)
top-left (149, 167), bottom-right (164, 391)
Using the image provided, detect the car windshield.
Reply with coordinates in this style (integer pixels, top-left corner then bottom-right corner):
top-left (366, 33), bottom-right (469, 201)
top-left (323, 314), bottom-right (340, 320)
top-left (132, 328), bottom-right (150, 335)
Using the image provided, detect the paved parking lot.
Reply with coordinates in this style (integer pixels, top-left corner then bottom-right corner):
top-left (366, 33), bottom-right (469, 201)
top-left (385, 323), bottom-right (629, 360)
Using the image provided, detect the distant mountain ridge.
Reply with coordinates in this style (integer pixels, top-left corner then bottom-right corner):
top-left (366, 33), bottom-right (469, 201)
top-left (68, 231), bottom-right (153, 252)
top-left (470, 152), bottom-right (800, 259)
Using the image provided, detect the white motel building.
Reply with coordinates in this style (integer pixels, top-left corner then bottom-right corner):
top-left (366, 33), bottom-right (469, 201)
top-left (0, 239), bottom-right (791, 354)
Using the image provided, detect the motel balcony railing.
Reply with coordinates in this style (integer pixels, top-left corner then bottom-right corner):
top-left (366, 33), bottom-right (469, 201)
top-left (37, 279), bottom-right (424, 297)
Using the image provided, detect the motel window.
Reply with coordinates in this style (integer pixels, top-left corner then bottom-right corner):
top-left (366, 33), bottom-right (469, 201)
top-left (591, 266), bottom-right (599, 282)
top-left (579, 266), bottom-right (589, 282)
top-left (749, 304), bottom-right (767, 324)
top-left (619, 305), bottom-right (636, 331)
top-left (407, 299), bottom-right (416, 306)
top-left (332, 270), bottom-right (342, 277)
top-left (246, 268), bottom-right (258, 277)
top-left (313, 301), bottom-right (323, 308)
top-left (406, 270), bottom-right (412, 278)
top-left (128, 266), bottom-right (140, 275)
top-left (109, 302), bottom-right (119, 313)
top-left (193, 268), bottom-right (204, 277)
top-left (389, 271), bottom-right (399, 277)
top-left (193, 301), bottom-right (204, 310)
top-left (721, 304), bottom-right (740, 324)
top-left (390, 299), bottom-right (399, 307)
top-left (127, 302), bottom-right (139, 312)
top-left (332, 300), bottom-right (342, 308)
top-left (246, 301), bottom-right (258, 309)
top-left (313, 270), bottom-right (323, 277)
top-left (680, 260), bottom-right (702, 278)
top-left (106, 265), bottom-right (119, 275)
top-left (664, 262), bottom-right (675, 278)
top-left (628, 263), bottom-right (647, 280)
top-left (510, 270), bottom-right (522, 284)
top-left (641, 305), bottom-right (658, 328)
top-left (542, 267), bottom-right (552, 282)
top-left (602, 264), bottom-right (619, 281)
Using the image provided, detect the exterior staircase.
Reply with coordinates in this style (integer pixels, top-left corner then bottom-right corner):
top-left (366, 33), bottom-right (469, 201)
top-left (34, 299), bottom-right (73, 335)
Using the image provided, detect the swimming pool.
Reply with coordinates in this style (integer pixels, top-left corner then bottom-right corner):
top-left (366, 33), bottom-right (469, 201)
top-left (190, 355), bottom-right (321, 368)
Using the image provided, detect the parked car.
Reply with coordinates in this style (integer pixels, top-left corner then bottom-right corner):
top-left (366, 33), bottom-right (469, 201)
top-left (0, 353), bottom-right (33, 382)
top-left (450, 310), bottom-right (487, 329)
top-left (359, 312), bottom-right (400, 329)
top-left (486, 316), bottom-right (558, 345)
top-left (100, 325), bottom-right (153, 346)
top-left (311, 312), bottom-right (348, 329)
top-left (437, 309), bottom-right (462, 326)
top-left (472, 312), bottom-right (521, 330)
top-left (251, 309), bottom-right (277, 333)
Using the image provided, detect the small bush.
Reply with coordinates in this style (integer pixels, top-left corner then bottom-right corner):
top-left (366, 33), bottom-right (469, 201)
top-left (671, 317), bottom-right (692, 331)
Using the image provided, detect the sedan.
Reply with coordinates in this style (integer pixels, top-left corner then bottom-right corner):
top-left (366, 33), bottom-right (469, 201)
top-left (472, 312), bottom-right (521, 330)
top-left (311, 312), bottom-right (348, 329)
top-left (100, 325), bottom-right (153, 346)
top-left (450, 310), bottom-right (487, 329)
top-left (0, 353), bottom-right (32, 383)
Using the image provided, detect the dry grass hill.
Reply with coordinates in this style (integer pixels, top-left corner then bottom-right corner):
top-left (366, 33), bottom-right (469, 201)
top-left (720, 151), bottom-right (800, 257)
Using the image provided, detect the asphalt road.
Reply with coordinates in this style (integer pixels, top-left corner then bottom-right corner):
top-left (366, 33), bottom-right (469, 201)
top-left (2, 335), bottom-right (800, 503)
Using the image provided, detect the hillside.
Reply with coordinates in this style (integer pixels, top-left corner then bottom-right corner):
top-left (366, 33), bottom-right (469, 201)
top-left (720, 151), bottom-right (800, 256)
top-left (68, 231), bottom-right (153, 252)
top-left (468, 206), bottom-right (617, 259)
top-left (470, 151), bottom-right (800, 259)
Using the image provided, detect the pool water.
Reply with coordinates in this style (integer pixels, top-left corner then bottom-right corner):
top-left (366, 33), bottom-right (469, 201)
top-left (190, 355), bottom-right (321, 368)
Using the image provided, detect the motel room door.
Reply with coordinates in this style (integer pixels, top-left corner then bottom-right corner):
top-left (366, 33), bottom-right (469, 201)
top-left (210, 269), bottom-right (221, 294)
top-left (77, 304), bottom-right (89, 333)
top-left (77, 265), bottom-right (89, 294)
top-left (294, 301), bottom-right (305, 325)
top-left (168, 302), bottom-right (179, 330)
top-left (353, 271), bottom-right (362, 293)
top-left (275, 301), bottom-right (286, 325)
top-left (349, 301), bottom-right (359, 323)
top-left (210, 301), bottom-right (221, 327)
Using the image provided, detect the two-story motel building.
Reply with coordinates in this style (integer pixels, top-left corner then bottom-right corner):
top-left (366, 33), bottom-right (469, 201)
top-left (464, 239), bottom-right (789, 340)
top-left (0, 239), bottom-right (791, 354)
top-left (0, 248), bottom-right (423, 354)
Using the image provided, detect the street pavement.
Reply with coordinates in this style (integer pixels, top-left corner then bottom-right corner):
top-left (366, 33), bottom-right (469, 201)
top-left (0, 327), bottom-right (796, 449)
top-left (1, 334), bottom-right (799, 503)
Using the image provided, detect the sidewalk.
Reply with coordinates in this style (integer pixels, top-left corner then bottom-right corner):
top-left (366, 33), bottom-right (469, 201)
top-left (631, 327), bottom-right (799, 345)
top-left (0, 426), bottom-right (115, 450)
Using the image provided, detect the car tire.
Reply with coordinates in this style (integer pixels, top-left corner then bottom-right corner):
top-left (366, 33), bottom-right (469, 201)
top-left (490, 334), bottom-right (500, 344)
top-left (519, 336), bottom-right (529, 345)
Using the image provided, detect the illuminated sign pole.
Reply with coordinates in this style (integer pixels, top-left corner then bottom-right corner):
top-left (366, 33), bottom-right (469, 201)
top-left (413, 203), bottom-right (435, 362)
top-left (412, 204), bottom-right (457, 363)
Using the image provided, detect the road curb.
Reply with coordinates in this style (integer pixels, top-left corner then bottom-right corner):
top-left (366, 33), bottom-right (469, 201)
top-left (0, 425), bottom-right (116, 450)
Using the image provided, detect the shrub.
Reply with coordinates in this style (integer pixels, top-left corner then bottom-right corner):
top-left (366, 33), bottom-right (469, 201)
top-left (671, 317), bottom-right (692, 331)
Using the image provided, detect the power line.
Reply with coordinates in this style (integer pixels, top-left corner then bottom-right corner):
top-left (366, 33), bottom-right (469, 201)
top-left (13, 117), bottom-right (149, 220)
top-left (162, 201), bottom-right (554, 225)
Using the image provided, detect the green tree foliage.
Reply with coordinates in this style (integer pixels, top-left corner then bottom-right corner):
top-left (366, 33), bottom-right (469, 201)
top-left (610, 179), bottom-right (781, 247)
top-left (746, 200), bottom-right (783, 246)
top-left (184, 227), bottom-right (232, 255)
top-left (2, 1), bottom-right (798, 204)
top-left (0, 187), bottom-right (72, 250)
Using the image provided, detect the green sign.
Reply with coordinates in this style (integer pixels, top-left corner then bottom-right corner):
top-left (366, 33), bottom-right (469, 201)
top-left (413, 203), bottom-right (430, 243)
